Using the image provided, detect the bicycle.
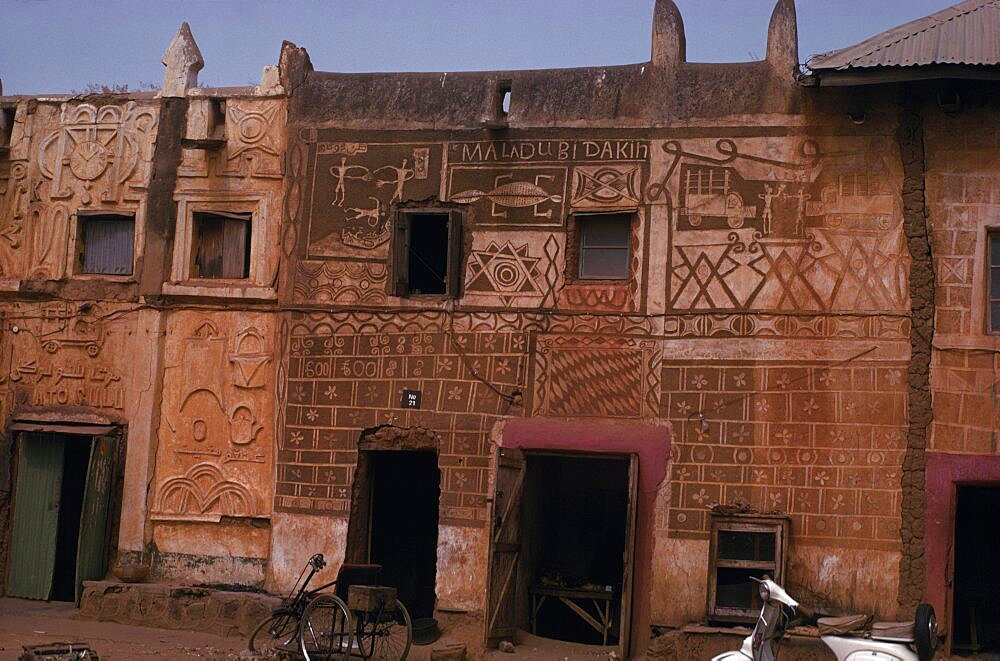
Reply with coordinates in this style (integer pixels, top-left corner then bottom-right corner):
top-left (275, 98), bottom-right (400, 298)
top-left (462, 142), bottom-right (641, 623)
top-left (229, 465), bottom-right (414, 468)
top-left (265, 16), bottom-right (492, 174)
top-left (248, 553), bottom-right (336, 655)
top-left (298, 563), bottom-right (412, 661)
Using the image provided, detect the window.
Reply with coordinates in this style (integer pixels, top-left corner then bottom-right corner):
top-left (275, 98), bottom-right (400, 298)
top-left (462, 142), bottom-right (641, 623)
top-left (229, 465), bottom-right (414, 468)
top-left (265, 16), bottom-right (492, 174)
top-left (76, 213), bottom-right (135, 275)
top-left (191, 211), bottom-right (252, 279)
top-left (393, 209), bottom-right (463, 297)
top-left (991, 231), bottom-right (1000, 333)
top-left (577, 213), bottom-right (632, 280)
top-left (707, 513), bottom-right (789, 624)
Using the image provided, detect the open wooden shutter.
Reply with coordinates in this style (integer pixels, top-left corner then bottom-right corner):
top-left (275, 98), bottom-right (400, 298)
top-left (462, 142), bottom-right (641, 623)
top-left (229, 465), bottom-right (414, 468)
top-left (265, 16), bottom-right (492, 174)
top-left (485, 447), bottom-right (525, 647)
top-left (75, 434), bottom-right (117, 604)
top-left (617, 454), bottom-right (639, 658)
top-left (7, 433), bottom-right (64, 600)
top-left (392, 210), bottom-right (410, 297)
top-left (447, 209), bottom-right (464, 297)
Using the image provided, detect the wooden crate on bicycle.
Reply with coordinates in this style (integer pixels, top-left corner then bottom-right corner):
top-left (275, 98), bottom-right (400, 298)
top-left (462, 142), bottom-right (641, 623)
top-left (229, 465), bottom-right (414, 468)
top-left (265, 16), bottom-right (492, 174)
top-left (348, 585), bottom-right (397, 613)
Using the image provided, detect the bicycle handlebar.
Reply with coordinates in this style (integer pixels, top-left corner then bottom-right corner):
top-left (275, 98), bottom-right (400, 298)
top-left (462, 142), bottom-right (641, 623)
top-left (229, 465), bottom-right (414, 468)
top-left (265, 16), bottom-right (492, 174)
top-left (309, 553), bottom-right (327, 570)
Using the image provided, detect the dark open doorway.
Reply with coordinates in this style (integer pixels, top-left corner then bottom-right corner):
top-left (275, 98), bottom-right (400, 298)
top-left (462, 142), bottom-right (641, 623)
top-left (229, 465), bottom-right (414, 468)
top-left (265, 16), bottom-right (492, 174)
top-left (519, 453), bottom-right (631, 646)
top-left (51, 439), bottom-right (91, 601)
top-left (6, 430), bottom-right (118, 603)
top-left (356, 450), bottom-right (441, 619)
top-left (952, 485), bottom-right (1000, 653)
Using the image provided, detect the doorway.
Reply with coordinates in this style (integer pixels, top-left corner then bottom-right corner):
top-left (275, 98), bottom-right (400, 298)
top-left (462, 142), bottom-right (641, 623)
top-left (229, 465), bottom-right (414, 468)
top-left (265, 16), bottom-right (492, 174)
top-left (349, 450), bottom-right (441, 619)
top-left (6, 431), bottom-right (117, 603)
top-left (487, 450), bottom-right (636, 652)
top-left (952, 485), bottom-right (1000, 653)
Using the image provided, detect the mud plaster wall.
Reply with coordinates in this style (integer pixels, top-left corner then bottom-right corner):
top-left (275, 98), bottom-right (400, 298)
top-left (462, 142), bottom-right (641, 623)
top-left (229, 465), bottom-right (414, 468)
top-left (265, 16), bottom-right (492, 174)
top-left (276, 99), bottom-right (914, 629)
top-left (147, 95), bottom-right (287, 585)
top-left (921, 84), bottom-right (1000, 632)
top-left (0, 97), bottom-right (164, 590)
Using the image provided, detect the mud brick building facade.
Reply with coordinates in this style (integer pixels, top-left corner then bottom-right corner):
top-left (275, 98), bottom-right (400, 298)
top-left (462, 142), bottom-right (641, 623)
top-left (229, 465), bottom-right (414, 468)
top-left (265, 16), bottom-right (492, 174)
top-left (1, 0), bottom-right (999, 656)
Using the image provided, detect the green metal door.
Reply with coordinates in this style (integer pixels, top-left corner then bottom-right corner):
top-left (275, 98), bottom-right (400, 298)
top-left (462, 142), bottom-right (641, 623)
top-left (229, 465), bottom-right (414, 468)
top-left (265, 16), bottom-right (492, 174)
top-left (75, 434), bottom-right (116, 603)
top-left (7, 433), bottom-right (65, 600)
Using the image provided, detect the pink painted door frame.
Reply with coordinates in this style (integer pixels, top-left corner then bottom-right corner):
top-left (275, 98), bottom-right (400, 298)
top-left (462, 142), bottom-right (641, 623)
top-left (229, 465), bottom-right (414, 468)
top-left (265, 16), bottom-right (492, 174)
top-left (500, 417), bottom-right (670, 656)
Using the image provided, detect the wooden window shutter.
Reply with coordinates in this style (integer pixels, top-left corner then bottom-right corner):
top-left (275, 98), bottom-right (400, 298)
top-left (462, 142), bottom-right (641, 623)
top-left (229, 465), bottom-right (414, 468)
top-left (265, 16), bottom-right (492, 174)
top-left (447, 209), bottom-right (463, 297)
top-left (393, 210), bottom-right (410, 297)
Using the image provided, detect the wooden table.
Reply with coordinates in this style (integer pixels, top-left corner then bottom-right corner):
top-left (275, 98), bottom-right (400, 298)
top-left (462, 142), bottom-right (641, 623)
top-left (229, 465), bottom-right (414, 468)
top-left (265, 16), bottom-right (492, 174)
top-left (529, 585), bottom-right (613, 645)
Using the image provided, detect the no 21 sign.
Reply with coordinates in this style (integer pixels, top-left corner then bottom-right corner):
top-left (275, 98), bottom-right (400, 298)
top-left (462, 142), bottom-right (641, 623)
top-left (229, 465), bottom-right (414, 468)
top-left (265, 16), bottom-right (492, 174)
top-left (400, 389), bottom-right (422, 409)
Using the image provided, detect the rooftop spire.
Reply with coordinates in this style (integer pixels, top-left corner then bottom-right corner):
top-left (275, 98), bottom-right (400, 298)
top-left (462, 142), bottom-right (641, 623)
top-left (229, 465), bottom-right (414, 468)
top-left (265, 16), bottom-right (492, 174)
top-left (162, 22), bottom-right (204, 98)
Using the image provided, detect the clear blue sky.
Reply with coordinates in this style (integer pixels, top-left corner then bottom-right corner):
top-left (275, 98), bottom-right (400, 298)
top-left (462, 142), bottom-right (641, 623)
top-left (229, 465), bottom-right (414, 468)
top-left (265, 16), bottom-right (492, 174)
top-left (1, 0), bottom-right (952, 95)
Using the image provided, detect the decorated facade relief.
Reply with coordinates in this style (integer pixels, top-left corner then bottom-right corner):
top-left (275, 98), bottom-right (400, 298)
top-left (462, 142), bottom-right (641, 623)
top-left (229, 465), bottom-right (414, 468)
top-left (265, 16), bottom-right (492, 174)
top-left (152, 314), bottom-right (275, 521)
top-left (660, 137), bottom-right (907, 313)
top-left (1, 302), bottom-right (128, 411)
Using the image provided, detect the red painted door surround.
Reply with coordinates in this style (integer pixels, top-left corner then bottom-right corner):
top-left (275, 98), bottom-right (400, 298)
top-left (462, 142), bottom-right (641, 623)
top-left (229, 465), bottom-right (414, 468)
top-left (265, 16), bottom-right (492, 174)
top-left (925, 451), bottom-right (1000, 643)
top-left (501, 417), bottom-right (670, 653)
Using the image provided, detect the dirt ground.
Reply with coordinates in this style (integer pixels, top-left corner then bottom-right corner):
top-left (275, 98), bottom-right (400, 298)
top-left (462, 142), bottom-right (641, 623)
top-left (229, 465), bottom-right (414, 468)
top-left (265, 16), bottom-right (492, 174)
top-left (0, 597), bottom-right (625, 661)
top-left (0, 598), bottom-right (247, 661)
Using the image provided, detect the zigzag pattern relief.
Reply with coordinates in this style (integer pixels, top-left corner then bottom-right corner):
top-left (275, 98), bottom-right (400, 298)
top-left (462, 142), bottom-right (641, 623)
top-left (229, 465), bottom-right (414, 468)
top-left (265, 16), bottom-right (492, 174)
top-left (543, 349), bottom-right (644, 418)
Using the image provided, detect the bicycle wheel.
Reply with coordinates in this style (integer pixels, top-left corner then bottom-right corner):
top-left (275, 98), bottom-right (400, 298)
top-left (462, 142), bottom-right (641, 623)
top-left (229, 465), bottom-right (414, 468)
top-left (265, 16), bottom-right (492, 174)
top-left (299, 594), bottom-right (353, 661)
top-left (249, 608), bottom-right (299, 654)
top-left (362, 599), bottom-right (412, 661)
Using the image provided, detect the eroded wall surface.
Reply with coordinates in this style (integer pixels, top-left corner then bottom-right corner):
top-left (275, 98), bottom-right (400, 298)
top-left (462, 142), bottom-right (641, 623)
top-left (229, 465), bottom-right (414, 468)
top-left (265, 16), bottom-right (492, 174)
top-left (275, 65), bottom-right (913, 635)
top-left (922, 91), bottom-right (1000, 631)
top-left (0, 98), bottom-right (162, 586)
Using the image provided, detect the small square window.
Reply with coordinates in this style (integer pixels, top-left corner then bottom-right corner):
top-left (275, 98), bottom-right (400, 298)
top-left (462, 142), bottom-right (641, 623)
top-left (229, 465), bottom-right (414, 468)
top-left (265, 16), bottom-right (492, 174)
top-left (707, 514), bottom-right (789, 624)
top-left (76, 213), bottom-right (135, 275)
top-left (191, 211), bottom-right (252, 279)
top-left (577, 213), bottom-right (631, 280)
top-left (393, 209), bottom-right (463, 297)
top-left (990, 230), bottom-right (1000, 333)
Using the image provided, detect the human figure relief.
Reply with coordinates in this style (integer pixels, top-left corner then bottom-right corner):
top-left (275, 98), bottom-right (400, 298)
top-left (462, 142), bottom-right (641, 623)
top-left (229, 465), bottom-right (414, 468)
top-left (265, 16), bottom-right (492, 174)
top-left (374, 159), bottom-right (415, 203)
top-left (758, 183), bottom-right (786, 235)
top-left (329, 157), bottom-right (372, 207)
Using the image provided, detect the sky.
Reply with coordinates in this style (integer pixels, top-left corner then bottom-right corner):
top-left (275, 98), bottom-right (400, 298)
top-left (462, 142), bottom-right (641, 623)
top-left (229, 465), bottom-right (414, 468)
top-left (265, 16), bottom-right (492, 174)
top-left (1, 0), bottom-right (955, 96)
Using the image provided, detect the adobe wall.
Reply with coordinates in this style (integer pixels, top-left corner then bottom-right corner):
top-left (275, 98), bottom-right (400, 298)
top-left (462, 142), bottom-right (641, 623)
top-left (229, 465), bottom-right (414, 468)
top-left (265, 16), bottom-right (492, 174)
top-left (0, 87), bottom-right (289, 590)
top-left (920, 82), bottom-right (1000, 632)
top-left (272, 8), bottom-right (914, 648)
top-left (0, 96), bottom-right (164, 591)
top-left (145, 91), bottom-right (287, 586)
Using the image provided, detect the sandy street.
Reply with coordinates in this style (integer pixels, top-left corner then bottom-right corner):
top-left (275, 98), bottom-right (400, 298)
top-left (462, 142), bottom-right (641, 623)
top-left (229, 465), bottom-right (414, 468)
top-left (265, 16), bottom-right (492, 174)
top-left (0, 598), bottom-right (248, 661)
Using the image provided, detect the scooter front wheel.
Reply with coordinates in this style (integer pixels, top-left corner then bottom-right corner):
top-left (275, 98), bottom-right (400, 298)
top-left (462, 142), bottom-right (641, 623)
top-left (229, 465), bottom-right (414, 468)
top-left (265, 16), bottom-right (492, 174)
top-left (914, 603), bottom-right (937, 661)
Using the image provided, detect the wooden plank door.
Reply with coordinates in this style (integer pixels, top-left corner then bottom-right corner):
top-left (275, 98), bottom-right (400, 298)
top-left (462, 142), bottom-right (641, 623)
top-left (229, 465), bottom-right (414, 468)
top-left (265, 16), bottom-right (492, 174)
top-left (484, 447), bottom-right (525, 647)
top-left (617, 454), bottom-right (639, 658)
top-left (75, 434), bottom-right (116, 603)
top-left (7, 433), bottom-right (64, 600)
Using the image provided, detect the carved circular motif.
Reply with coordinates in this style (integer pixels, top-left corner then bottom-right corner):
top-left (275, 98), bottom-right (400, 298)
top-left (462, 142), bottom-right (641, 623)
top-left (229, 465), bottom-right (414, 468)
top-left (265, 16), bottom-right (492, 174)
top-left (492, 261), bottom-right (523, 289)
top-left (69, 140), bottom-right (111, 180)
top-left (193, 420), bottom-right (208, 442)
top-left (238, 114), bottom-right (268, 143)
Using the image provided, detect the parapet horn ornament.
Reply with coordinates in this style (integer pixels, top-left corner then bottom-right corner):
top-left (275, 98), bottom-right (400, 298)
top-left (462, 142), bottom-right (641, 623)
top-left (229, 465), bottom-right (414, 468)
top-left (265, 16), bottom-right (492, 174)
top-left (162, 22), bottom-right (205, 98)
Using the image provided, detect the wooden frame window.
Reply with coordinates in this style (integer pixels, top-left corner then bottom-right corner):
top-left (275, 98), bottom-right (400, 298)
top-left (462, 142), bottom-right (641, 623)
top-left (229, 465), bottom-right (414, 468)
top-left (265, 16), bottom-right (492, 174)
top-left (392, 209), bottom-right (463, 297)
top-left (191, 211), bottom-right (252, 280)
top-left (707, 513), bottom-right (789, 624)
top-left (76, 213), bottom-right (135, 276)
top-left (990, 230), bottom-right (1000, 333)
top-left (576, 212), bottom-right (631, 280)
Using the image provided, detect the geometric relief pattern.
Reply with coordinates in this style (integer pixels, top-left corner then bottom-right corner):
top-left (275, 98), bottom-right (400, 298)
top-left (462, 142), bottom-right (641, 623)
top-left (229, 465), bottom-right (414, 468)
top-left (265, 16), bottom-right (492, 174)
top-left (661, 360), bottom-right (908, 550)
top-left (152, 317), bottom-right (274, 521)
top-left (670, 229), bottom-right (908, 312)
top-left (533, 335), bottom-right (659, 419)
top-left (279, 322), bottom-right (531, 527)
top-left (465, 241), bottom-right (542, 304)
top-left (293, 260), bottom-right (388, 305)
top-left (152, 463), bottom-right (258, 520)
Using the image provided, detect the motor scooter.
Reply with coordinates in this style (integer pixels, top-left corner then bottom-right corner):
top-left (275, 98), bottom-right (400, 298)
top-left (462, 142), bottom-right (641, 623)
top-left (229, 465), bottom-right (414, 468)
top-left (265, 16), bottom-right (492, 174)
top-left (710, 576), bottom-right (937, 661)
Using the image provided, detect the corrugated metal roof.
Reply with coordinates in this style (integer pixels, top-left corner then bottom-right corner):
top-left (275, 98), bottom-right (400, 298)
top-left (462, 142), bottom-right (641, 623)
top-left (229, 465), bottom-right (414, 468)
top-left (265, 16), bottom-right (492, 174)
top-left (808, 0), bottom-right (1000, 70)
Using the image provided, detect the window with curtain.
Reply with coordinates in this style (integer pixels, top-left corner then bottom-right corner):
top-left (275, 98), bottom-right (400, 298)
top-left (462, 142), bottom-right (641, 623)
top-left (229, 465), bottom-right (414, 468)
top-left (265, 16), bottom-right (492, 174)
top-left (78, 214), bottom-right (135, 275)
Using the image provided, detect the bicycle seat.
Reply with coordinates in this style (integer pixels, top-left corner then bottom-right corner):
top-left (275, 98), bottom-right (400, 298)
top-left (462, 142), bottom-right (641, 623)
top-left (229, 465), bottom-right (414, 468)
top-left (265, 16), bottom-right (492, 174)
top-left (335, 563), bottom-right (382, 601)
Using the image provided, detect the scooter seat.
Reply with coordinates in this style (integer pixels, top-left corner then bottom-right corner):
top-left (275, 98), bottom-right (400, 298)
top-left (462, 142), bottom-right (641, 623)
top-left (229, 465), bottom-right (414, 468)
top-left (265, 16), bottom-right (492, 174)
top-left (870, 620), bottom-right (914, 643)
top-left (817, 614), bottom-right (872, 635)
